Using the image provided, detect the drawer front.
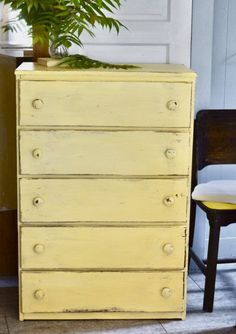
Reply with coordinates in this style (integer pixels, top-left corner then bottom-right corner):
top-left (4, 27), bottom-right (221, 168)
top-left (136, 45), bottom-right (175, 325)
top-left (21, 271), bottom-right (184, 313)
top-left (20, 130), bottom-right (190, 176)
top-left (21, 226), bottom-right (186, 269)
top-left (19, 178), bottom-right (188, 222)
top-left (19, 81), bottom-right (192, 127)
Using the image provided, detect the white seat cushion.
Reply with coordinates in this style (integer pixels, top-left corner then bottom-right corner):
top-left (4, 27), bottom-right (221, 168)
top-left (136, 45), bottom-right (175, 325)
top-left (192, 180), bottom-right (236, 204)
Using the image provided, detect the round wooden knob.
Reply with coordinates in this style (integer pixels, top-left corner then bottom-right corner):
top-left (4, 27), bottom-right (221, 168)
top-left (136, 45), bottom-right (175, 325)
top-left (162, 243), bottom-right (174, 255)
top-left (32, 148), bottom-right (42, 159)
top-left (34, 289), bottom-right (45, 300)
top-left (33, 197), bottom-right (44, 207)
top-left (163, 196), bottom-right (175, 207)
top-left (33, 244), bottom-right (45, 254)
top-left (32, 99), bottom-right (44, 110)
top-left (167, 100), bottom-right (179, 111)
top-left (165, 149), bottom-right (176, 160)
top-left (161, 287), bottom-right (172, 298)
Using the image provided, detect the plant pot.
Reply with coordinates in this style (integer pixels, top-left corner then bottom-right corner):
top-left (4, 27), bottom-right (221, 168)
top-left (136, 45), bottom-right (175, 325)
top-left (33, 42), bottom-right (50, 61)
top-left (32, 25), bottom-right (50, 61)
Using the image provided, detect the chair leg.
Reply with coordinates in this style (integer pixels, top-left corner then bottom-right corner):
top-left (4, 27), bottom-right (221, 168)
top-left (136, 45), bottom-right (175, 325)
top-left (203, 221), bottom-right (221, 312)
top-left (188, 199), bottom-right (196, 269)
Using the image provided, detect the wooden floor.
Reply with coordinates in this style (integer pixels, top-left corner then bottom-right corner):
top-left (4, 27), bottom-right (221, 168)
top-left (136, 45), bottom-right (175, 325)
top-left (0, 265), bottom-right (235, 334)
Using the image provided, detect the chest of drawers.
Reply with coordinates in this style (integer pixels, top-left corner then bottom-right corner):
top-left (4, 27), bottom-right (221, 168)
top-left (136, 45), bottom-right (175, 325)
top-left (16, 63), bottom-right (196, 320)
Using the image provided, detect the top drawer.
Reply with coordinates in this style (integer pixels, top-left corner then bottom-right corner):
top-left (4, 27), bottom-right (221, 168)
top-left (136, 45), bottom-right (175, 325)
top-left (19, 81), bottom-right (192, 127)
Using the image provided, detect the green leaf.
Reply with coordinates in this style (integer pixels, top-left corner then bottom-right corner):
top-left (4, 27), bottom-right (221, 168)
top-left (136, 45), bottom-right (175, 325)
top-left (0, 0), bottom-right (127, 49)
top-left (58, 54), bottom-right (140, 69)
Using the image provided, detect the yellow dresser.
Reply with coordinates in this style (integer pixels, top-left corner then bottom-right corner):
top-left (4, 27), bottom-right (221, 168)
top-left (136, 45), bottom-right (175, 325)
top-left (16, 63), bottom-right (196, 320)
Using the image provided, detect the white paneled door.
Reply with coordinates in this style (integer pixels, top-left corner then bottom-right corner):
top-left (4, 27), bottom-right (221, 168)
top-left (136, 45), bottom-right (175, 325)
top-left (1, 1), bottom-right (192, 65)
top-left (76, 0), bottom-right (193, 66)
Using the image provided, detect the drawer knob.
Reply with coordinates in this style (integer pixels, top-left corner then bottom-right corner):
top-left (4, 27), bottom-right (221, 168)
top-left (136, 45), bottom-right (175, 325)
top-left (34, 289), bottom-right (45, 300)
top-left (161, 287), bottom-right (172, 298)
top-left (163, 196), bottom-right (175, 207)
top-left (163, 243), bottom-right (174, 255)
top-left (165, 149), bottom-right (176, 160)
top-left (32, 99), bottom-right (44, 110)
top-left (33, 243), bottom-right (45, 254)
top-left (33, 197), bottom-right (44, 207)
top-left (167, 100), bottom-right (179, 111)
top-left (32, 148), bottom-right (42, 159)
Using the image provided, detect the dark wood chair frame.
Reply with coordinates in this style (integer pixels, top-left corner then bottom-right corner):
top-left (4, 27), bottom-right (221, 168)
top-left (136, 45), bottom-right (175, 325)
top-left (189, 109), bottom-right (236, 312)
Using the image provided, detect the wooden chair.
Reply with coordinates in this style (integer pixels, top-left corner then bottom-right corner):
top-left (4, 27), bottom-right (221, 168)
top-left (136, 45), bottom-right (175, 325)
top-left (189, 109), bottom-right (236, 312)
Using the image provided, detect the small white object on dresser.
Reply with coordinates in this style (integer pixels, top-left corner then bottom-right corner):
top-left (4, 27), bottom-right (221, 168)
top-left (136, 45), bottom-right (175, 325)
top-left (16, 63), bottom-right (196, 320)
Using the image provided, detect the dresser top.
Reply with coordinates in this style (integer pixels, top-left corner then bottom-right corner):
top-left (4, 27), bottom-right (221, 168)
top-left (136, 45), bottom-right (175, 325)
top-left (16, 63), bottom-right (196, 82)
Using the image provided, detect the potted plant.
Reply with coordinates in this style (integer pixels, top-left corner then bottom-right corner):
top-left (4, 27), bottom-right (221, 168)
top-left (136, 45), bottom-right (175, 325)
top-left (0, 0), bottom-right (134, 68)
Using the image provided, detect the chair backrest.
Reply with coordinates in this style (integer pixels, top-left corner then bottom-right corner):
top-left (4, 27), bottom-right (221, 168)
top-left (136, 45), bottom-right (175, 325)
top-left (195, 110), bottom-right (236, 170)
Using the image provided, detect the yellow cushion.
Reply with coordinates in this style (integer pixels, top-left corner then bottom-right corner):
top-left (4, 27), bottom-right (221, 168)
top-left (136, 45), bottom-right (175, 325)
top-left (202, 201), bottom-right (236, 210)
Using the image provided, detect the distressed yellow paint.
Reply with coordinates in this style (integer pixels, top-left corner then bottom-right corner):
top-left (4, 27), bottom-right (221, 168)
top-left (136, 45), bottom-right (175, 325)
top-left (21, 225), bottom-right (186, 269)
top-left (20, 311), bottom-right (185, 320)
top-left (19, 81), bottom-right (192, 127)
top-left (16, 63), bottom-right (196, 320)
top-left (19, 130), bottom-right (190, 176)
top-left (21, 271), bottom-right (184, 314)
top-left (16, 62), bottom-right (196, 82)
top-left (20, 178), bottom-right (188, 222)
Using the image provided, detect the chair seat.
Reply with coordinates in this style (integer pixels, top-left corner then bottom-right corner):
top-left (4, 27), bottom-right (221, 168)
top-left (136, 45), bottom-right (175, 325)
top-left (201, 201), bottom-right (236, 210)
top-left (192, 180), bottom-right (236, 209)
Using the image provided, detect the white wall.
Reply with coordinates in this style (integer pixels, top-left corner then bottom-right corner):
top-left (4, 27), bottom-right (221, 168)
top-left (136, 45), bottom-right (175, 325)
top-left (191, 0), bottom-right (236, 261)
top-left (1, 6), bottom-right (31, 46)
top-left (210, 0), bottom-right (236, 258)
top-left (191, 0), bottom-right (215, 262)
top-left (0, 3), bottom-right (8, 43)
